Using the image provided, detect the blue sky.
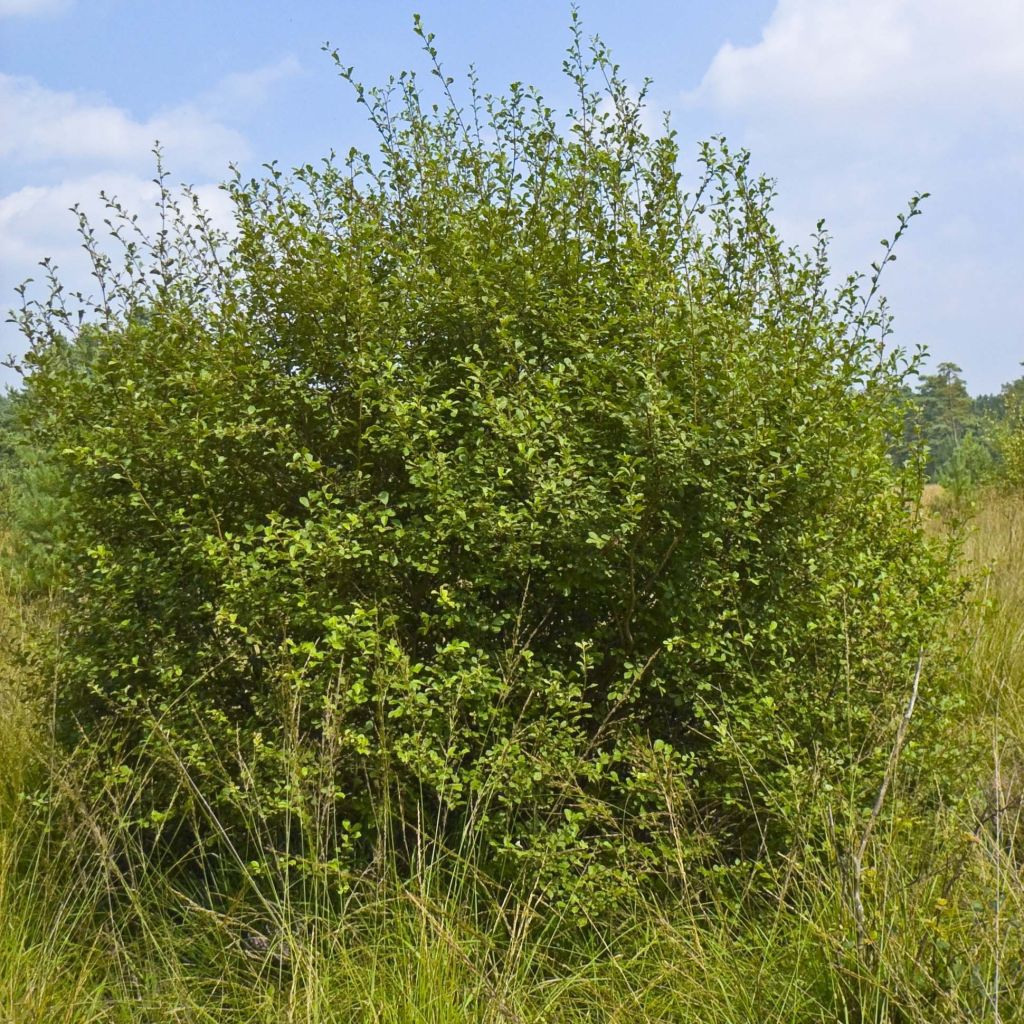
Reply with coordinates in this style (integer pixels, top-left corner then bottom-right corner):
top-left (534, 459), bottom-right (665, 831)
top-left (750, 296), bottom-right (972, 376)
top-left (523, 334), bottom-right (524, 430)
top-left (1, 0), bottom-right (1021, 393)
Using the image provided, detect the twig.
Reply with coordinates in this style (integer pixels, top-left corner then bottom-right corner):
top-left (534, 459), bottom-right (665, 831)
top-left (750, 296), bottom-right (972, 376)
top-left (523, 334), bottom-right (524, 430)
top-left (850, 653), bottom-right (923, 957)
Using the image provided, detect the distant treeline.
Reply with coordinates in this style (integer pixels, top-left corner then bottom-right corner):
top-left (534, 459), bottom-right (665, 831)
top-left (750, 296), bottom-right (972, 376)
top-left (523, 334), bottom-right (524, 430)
top-left (894, 361), bottom-right (1024, 490)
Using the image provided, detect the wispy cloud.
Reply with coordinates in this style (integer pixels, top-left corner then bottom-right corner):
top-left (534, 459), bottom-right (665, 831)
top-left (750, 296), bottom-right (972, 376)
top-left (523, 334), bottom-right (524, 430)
top-left (0, 57), bottom-right (294, 376)
top-left (202, 55), bottom-right (303, 120)
top-left (0, 175), bottom-right (233, 268)
top-left (0, 173), bottom-right (235, 370)
top-left (691, 0), bottom-right (1024, 126)
top-left (0, 74), bottom-right (249, 175)
top-left (0, 0), bottom-right (69, 16)
top-left (681, 0), bottom-right (1024, 391)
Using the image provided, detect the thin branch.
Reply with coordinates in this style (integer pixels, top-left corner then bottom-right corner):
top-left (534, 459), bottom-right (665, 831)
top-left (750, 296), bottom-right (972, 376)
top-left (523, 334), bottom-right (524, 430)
top-left (849, 652), bottom-right (923, 955)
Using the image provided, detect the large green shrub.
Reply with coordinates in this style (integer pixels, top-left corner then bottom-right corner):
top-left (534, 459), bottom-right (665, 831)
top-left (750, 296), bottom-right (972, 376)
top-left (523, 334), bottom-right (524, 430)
top-left (11, 25), bottom-right (962, 897)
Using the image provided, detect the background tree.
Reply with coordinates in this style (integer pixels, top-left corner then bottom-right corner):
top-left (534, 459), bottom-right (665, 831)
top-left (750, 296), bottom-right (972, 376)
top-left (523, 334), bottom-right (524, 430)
top-left (998, 364), bottom-right (1024, 490)
top-left (916, 362), bottom-right (974, 475)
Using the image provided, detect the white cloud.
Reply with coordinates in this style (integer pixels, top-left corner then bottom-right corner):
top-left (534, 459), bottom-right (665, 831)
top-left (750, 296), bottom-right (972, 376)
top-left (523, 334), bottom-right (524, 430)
top-left (0, 174), bottom-right (233, 268)
top-left (0, 74), bottom-right (248, 175)
top-left (0, 59), bottom-right (290, 381)
top-left (680, 0), bottom-right (1024, 392)
top-left (0, 0), bottom-right (68, 16)
top-left (694, 0), bottom-right (1024, 123)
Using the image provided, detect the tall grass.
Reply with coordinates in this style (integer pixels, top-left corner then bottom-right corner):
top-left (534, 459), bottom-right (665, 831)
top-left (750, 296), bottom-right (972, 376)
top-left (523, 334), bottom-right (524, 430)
top-left (2, 495), bottom-right (1024, 1022)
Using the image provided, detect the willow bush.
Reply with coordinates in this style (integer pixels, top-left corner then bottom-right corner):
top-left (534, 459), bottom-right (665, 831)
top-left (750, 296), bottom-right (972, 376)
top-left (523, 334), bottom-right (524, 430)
top-left (11, 21), bottom-right (965, 903)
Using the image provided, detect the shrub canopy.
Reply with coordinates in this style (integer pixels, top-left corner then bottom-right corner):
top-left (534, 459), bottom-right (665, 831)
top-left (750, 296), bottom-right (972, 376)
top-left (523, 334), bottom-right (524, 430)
top-left (12, 25), bottom-right (961, 898)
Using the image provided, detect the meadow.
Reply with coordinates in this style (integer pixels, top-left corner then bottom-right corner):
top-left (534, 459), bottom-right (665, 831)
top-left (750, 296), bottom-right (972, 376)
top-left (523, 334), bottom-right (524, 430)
top-left (0, 490), bottom-right (1019, 1024)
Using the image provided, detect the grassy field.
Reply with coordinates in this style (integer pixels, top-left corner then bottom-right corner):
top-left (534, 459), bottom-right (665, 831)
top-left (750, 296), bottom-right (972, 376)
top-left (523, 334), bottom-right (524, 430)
top-left (1, 492), bottom-right (1022, 1023)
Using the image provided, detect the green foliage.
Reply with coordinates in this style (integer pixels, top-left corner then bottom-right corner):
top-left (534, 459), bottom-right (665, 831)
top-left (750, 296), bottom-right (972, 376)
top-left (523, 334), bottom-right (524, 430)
top-left (939, 432), bottom-right (997, 504)
top-left (0, 388), bottom-right (73, 593)
top-left (998, 369), bottom-right (1024, 491)
top-left (11, 23), bottom-right (963, 895)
